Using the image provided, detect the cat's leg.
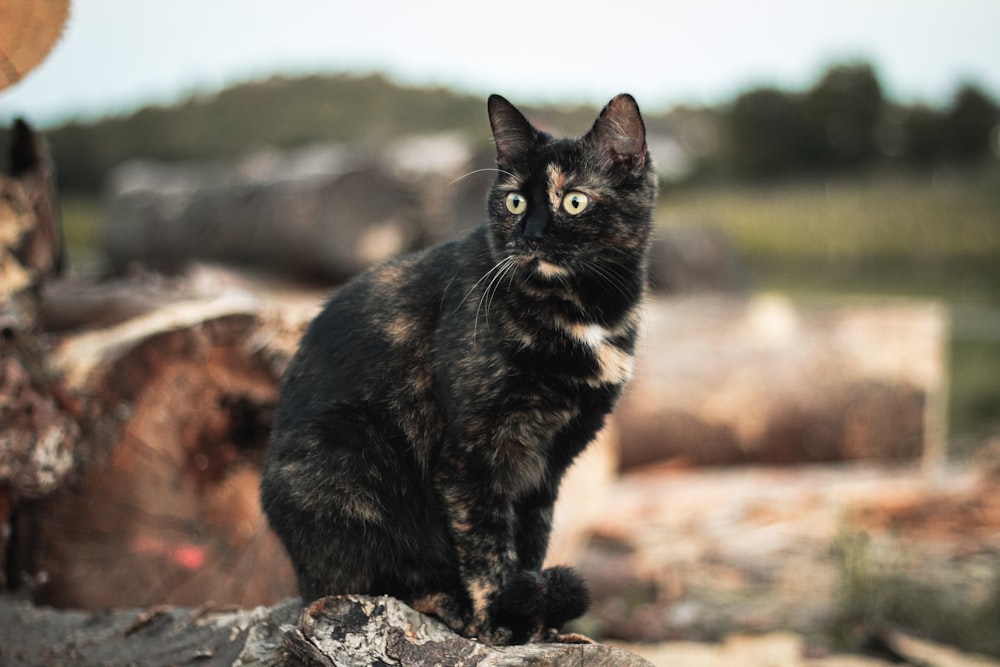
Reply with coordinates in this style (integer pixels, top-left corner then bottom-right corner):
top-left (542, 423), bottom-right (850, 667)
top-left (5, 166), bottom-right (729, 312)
top-left (507, 482), bottom-right (590, 638)
top-left (513, 484), bottom-right (557, 571)
top-left (434, 459), bottom-right (521, 645)
top-left (409, 592), bottom-right (468, 633)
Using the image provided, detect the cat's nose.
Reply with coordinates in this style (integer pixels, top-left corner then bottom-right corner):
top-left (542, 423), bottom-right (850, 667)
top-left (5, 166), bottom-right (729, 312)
top-left (520, 211), bottom-right (548, 247)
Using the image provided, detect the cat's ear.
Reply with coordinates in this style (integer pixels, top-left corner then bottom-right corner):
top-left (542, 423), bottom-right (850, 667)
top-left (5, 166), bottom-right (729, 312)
top-left (488, 94), bottom-right (538, 163)
top-left (588, 94), bottom-right (648, 172)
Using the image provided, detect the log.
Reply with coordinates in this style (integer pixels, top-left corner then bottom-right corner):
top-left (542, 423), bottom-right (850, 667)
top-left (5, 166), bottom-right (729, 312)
top-left (1, 119), bottom-right (77, 589)
top-left (0, 0), bottom-right (69, 90)
top-left (0, 594), bottom-right (653, 666)
top-left (21, 291), bottom-right (306, 609)
top-left (99, 143), bottom-right (751, 294)
top-left (101, 137), bottom-right (484, 282)
top-left (1, 119), bottom-right (63, 304)
top-left (647, 226), bottom-right (749, 295)
top-left (617, 295), bottom-right (948, 469)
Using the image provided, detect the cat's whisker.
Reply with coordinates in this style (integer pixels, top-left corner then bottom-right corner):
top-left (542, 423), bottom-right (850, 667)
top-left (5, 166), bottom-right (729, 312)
top-left (470, 256), bottom-right (515, 340)
top-left (456, 256), bottom-right (517, 314)
top-left (447, 168), bottom-right (517, 187)
top-left (476, 256), bottom-right (517, 337)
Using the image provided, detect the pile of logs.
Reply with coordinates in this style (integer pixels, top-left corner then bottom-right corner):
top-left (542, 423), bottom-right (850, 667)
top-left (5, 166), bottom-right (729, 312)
top-left (0, 117), bottom-right (947, 609)
top-left (100, 138), bottom-right (750, 296)
top-left (0, 122), bottom-right (950, 647)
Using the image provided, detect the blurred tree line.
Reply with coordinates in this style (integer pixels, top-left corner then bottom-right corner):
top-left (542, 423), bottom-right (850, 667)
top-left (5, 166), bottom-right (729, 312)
top-left (4, 64), bottom-right (998, 193)
top-left (714, 63), bottom-right (1000, 181)
top-left (17, 74), bottom-right (490, 193)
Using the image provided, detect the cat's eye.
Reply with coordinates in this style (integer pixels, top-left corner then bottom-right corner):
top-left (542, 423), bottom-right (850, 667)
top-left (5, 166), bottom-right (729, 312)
top-left (562, 192), bottom-right (589, 215)
top-left (505, 192), bottom-right (527, 214)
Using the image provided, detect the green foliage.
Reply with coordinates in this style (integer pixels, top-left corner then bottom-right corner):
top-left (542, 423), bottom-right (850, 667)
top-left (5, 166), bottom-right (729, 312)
top-left (719, 63), bottom-right (999, 179)
top-left (799, 63), bottom-right (884, 167)
top-left (38, 73), bottom-right (491, 192)
top-left (830, 531), bottom-right (1000, 657)
top-left (947, 85), bottom-right (1000, 159)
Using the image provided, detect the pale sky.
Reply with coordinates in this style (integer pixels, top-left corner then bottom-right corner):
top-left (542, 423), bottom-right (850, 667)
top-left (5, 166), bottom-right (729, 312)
top-left (3, 0), bottom-right (1000, 126)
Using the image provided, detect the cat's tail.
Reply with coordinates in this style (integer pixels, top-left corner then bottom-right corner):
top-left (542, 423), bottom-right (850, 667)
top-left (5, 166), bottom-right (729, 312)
top-left (492, 565), bottom-right (591, 641)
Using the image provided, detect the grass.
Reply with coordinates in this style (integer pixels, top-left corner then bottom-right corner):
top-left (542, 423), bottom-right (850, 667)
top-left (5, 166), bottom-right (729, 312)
top-left (830, 530), bottom-right (1000, 657)
top-left (661, 168), bottom-right (1000, 305)
top-left (660, 167), bottom-right (1000, 446)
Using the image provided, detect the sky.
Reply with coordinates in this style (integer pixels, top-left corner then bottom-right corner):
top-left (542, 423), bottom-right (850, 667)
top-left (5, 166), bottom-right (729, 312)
top-left (2, 0), bottom-right (1000, 127)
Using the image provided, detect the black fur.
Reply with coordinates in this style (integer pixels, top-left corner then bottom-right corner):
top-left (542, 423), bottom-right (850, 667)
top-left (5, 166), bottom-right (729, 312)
top-left (260, 94), bottom-right (657, 645)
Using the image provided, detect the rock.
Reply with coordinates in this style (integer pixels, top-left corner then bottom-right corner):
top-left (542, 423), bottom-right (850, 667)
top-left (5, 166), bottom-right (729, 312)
top-left (0, 594), bottom-right (654, 666)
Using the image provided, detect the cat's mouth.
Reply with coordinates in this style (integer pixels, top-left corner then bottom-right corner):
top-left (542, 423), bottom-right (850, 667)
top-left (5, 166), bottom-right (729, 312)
top-left (529, 256), bottom-right (571, 280)
top-left (510, 244), bottom-right (572, 281)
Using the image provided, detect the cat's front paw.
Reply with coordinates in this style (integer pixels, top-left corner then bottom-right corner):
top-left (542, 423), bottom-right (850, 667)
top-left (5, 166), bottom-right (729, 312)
top-left (494, 569), bottom-right (559, 643)
top-left (471, 622), bottom-right (515, 646)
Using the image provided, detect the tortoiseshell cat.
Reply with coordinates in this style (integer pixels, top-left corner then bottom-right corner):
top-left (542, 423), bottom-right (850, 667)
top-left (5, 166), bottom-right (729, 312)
top-left (260, 94), bottom-right (657, 645)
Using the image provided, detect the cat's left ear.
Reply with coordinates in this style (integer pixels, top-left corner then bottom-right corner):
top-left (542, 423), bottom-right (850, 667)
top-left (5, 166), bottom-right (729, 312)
top-left (488, 94), bottom-right (539, 164)
top-left (588, 94), bottom-right (648, 173)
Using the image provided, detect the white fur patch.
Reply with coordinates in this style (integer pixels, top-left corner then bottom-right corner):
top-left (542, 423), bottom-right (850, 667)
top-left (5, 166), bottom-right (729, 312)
top-left (561, 320), bottom-right (636, 386)
top-left (568, 322), bottom-right (610, 348)
top-left (536, 259), bottom-right (570, 278)
top-left (593, 343), bottom-right (635, 386)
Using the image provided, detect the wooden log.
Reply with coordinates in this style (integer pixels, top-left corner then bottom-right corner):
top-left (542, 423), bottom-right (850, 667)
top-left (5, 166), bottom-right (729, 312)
top-left (616, 295), bottom-right (949, 469)
top-left (574, 461), bottom-right (1000, 644)
top-left (102, 153), bottom-right (422, 281)
top-left (0, 593), bottom-right (654, 666)
top-left (19, 292), bottom-right (308, 609)
top-left (2, 118), bottom-right (64, 308)
top-left (0, 0), bottom-right (69, 90)
top-left (647, 226), bottom-right (749, 295)
top-left (100, 141), bottom-right (472, 282)
top-left (1, 120), bottom-right (76, 589)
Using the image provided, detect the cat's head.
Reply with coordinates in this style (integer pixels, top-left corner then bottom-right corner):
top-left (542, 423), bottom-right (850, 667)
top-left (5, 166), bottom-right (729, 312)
top-left (485, 94), bottom-right (657, 290)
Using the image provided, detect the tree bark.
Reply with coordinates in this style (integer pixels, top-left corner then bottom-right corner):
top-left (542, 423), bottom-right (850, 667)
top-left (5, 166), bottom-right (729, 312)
top-left (0, 594), bottom-right (654, 667)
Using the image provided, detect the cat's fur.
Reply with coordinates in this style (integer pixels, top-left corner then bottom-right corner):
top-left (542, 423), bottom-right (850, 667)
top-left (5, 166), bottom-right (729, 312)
top-left (260, 94), bottom-right (657, 645)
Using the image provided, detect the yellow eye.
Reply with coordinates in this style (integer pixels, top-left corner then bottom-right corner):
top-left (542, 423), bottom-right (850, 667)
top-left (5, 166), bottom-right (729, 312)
top-left (562, 191), bottom-right (589, 215)
top-left (505, 192), bottom-right (527, 214)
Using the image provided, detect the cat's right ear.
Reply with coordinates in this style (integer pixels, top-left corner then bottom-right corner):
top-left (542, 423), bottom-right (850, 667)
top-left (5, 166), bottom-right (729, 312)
top-left (488, 94), bottom-right (537, 164)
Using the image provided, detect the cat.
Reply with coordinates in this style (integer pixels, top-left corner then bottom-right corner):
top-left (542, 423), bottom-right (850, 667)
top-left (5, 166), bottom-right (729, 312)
top-left (260, 93), bottom-right (657, 645)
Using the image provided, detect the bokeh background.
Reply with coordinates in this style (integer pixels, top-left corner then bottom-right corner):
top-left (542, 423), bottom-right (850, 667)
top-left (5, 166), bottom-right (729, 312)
top-left (3, 1), bottom-right (1000, 664)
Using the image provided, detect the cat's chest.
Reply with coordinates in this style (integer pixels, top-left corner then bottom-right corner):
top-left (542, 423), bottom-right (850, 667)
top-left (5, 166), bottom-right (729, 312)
top-left (492, 306), bottom-right (640, 391)
top-left (552, 320), bottom-right (636, 387)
